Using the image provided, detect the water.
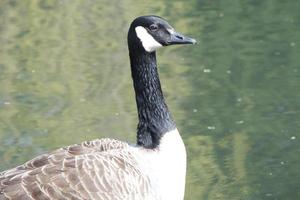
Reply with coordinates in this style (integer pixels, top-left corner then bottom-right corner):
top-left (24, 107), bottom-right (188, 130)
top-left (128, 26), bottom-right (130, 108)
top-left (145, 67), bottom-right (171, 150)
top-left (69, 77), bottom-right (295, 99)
top-left (0, 0), bottom-right (299, 199)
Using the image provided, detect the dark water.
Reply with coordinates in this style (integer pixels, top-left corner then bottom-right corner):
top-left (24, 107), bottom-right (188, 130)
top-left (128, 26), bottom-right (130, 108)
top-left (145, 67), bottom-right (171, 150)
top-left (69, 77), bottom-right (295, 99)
top-left (0, 0), bottom-right (299, 199)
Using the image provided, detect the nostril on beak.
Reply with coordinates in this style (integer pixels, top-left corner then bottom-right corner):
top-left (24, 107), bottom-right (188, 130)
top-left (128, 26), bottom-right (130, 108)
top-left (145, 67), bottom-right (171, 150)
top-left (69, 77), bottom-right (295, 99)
top-left (175, 35), bottom-right (183, 40)
top-left (168, 30), bottom-right (197, 45)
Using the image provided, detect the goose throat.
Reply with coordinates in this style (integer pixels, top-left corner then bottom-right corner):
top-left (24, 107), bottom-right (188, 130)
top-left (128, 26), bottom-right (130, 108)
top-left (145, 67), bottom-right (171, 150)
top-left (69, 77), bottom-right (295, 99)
top-left (129, 51), bottom-right (176, 149)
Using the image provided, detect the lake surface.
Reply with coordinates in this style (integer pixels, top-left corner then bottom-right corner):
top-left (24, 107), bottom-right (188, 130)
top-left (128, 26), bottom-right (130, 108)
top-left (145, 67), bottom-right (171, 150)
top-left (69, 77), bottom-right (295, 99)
top-left (0, 0), bottom-right (299, 199)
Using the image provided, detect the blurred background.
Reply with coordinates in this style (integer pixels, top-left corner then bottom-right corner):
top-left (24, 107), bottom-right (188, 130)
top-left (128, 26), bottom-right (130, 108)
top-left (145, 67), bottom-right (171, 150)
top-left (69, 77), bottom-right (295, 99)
top-left (0, 0), bottom-right (299, 199)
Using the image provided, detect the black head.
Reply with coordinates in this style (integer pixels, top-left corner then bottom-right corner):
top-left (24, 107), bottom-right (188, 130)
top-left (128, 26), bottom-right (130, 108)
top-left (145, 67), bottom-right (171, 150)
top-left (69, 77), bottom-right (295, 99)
top-left (128, 15), bottom-right (196, 53)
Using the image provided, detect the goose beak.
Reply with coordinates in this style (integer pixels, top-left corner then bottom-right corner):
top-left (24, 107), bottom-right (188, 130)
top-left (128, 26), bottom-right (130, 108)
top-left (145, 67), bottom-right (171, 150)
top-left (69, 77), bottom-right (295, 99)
top-left (167, 29), bottom-right (197, 45)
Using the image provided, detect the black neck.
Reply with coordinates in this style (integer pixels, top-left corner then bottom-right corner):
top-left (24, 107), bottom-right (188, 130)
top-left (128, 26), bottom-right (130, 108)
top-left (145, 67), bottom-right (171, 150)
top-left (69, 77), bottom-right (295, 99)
top-left (129, 49), bottom-right (176, 149)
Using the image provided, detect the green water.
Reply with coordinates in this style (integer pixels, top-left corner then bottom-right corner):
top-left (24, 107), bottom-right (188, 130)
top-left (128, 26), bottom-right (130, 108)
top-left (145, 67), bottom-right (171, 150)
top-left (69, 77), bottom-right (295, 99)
top-left (0, 0), bottom-right (299, 199)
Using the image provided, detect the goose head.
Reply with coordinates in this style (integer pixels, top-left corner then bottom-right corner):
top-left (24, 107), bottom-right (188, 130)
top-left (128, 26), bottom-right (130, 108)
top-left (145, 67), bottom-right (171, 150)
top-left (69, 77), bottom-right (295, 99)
top-left (128, 15), bottom-right (196, 53)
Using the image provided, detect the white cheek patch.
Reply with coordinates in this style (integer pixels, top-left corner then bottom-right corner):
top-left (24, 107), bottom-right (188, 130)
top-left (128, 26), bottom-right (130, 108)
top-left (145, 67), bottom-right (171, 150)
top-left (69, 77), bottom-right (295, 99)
top-left (135, 26), bottom-right (162, 52)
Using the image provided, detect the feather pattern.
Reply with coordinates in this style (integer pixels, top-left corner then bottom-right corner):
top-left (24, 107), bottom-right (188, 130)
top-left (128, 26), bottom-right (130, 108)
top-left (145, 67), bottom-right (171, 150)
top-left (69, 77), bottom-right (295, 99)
top-left (0, 139), bottom-right (155, 200)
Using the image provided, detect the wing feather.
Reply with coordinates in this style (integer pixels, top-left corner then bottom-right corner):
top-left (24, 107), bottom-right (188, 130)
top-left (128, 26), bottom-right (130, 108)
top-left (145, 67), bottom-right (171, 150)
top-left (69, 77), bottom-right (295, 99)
top-left (0, 138), bottom-right (153, 200)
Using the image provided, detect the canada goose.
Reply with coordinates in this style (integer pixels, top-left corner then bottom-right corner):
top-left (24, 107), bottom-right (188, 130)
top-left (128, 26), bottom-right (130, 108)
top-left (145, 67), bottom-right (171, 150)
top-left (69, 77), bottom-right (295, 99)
top-left (0, 15), bottom-right (196, 200)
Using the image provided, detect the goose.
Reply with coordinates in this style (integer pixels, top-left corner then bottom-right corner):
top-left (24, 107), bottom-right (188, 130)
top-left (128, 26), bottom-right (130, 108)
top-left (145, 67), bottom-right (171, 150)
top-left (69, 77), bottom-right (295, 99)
top-left (0, 15), bottom-right (196, 200)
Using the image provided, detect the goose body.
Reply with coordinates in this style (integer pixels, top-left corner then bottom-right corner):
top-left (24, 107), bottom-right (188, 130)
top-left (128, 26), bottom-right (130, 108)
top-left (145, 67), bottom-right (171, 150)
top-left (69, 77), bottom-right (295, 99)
top-left (0, 16), bottom-right (196, 200)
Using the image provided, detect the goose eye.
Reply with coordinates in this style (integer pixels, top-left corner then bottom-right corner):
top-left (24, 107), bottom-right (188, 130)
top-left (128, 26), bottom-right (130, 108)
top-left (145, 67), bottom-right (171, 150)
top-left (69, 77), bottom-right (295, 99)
top-left (149, 24), bottom-right (158, 31)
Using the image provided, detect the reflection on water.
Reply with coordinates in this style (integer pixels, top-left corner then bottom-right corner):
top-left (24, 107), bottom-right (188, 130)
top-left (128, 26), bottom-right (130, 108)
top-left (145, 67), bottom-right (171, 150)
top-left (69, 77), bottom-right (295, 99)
top-left (0, 1), bottom-right (299, 199)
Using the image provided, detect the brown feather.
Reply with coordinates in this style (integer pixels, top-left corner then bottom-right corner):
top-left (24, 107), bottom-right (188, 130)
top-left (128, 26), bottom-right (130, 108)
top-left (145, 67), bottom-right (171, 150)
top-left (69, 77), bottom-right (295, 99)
top-left (0, 138), bottom-right (153, 200)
